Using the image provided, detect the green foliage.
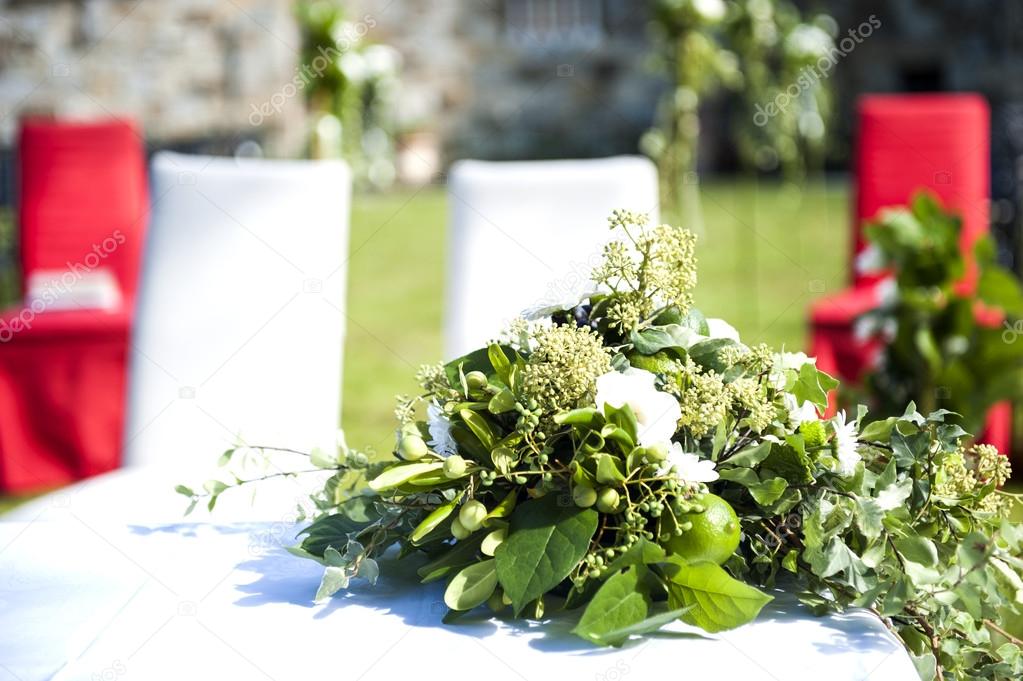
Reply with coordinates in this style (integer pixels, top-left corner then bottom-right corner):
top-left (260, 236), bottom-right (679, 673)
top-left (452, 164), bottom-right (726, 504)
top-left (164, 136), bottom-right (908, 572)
top-left (194, 210), bottom-right (1023, 680)
top-left (859, 192), bottom-right (1023, 436)
top-left (494, 495), bottom-right (598, 615)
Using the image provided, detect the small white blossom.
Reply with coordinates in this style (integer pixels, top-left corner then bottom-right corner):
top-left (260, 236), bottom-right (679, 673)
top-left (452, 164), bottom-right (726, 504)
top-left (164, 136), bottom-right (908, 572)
top-left (426, 402), bottom-right (457, 457)
top-left (832, 410), bottom-right (860, 477)
top-left (691, 0), bottom-right (726, 23)
top-left (595, 368), bottom-right (681, 447)
top-left (855, 244), bottom-right (886, 275)
top-left (783, 393), bottom-right (819, 429)
top-left (659, 442), bottom-right (719, 483)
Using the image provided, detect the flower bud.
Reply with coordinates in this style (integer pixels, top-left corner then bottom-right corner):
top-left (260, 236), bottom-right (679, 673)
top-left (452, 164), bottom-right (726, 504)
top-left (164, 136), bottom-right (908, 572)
top-left (398, 435), bottom-right (428, 460)
top-left (645, 443), bottom-right (670, 463)
top-left (465, 371), bottom-right (488, 390)
top-left (459, 499), bottom-right (487, 531)
top-left (450, 517), bottom-right (471, 540)
top-left (443, 455), bottom-right (467, 478)
top-left (596, 488), bottom-right (621, 514)
top-left (572, 484), bottom-right (597, 508)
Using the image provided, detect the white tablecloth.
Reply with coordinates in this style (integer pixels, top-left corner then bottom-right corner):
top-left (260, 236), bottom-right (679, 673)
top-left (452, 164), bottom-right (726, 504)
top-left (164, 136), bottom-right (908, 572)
top-left (0, 520), bottom-right (918, 681)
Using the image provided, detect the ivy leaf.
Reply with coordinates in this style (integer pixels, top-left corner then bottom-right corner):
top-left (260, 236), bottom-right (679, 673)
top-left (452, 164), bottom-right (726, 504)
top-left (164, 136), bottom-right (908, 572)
top-left (748, 477), bottom-right (788, 505)
top-left (895, 536), bottom-right (939, 567)
top-left (444, 559), bottom-right (498, 611)
top-left (314, 565), bottom-right (350, 603)
top-left (495, 494), bottom-right (598, 615)
top-left (725, 442), bottom-right (772, 467)
top-left (573, 567), bottom-right (651, 645)
top-left (667, 560), bottom-right (773, 632)
top-left (854, 497), bottom-right (885, 541)
top-left (790, 363), bottom-right (838, 411)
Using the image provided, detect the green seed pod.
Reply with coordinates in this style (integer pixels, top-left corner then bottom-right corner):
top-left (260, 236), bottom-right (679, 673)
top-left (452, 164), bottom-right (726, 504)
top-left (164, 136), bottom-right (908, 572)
top-left (573, 484), bottom-right (597, 508)
top-left (398, 435), bottom-right (428, 460)
top-left (450, 517), bottom-right (471, 540)
top-left (459, 500), bottom-right (488, 531)
top-left (465, 371), bottom-right (488, 390)
top-left (596, 488), bottom-right (620, 514)
top-left (443, 455), bottom-right (467, 478)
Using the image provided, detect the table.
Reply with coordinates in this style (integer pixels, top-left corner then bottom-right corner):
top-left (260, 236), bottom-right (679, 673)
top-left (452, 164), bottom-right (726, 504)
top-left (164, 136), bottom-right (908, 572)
top-left (0, 520), bottom-right (919, 681)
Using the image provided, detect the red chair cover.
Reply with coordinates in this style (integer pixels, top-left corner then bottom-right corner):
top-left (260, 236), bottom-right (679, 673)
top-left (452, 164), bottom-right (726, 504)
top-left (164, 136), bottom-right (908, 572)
top-left (0, 119), bottom-right (147, 492)
top-left (809, 93), bottom-right (1009, 452)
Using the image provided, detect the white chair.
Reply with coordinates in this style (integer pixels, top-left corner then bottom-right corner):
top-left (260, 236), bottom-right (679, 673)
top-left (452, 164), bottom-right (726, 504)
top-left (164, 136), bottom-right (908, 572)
top-left (444, 156), bottom-right (659, 358)
top-left (7, 153), bottom-right (351, 521)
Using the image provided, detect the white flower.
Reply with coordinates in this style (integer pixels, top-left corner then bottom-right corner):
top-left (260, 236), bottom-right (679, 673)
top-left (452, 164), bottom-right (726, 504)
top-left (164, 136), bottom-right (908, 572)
top-left (855, 244), bottom-right (885, 275)
top-left (784, 24), bottom-right (834, 60)
top-left (832, 410), bottom-right (860, 477)
top-left (595, 368), bottom-right (681, 447)
top-left (877, 278), bottom-right (898, 307)
top-left (659, 442), bottom-right (719, 483)
top-left (783, 393), bottom-right (818, 429)
top-left (426, 402), bottom-right (457, 457)
top-left (706, 318), bottom-right (740, 342)
top-left (691, 0), bottom-right (726, 22)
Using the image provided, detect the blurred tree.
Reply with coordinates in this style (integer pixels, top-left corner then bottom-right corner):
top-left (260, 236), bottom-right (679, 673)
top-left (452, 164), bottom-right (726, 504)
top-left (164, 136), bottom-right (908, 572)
top-left (296, 1), bottom-right (401, 189)
top-left (643, 0), bottom-right (836, 222)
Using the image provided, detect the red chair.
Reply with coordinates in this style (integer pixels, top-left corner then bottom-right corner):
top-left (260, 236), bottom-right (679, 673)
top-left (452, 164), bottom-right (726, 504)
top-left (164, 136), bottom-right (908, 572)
top-left (0, 118), bottom-right (148, 492)
top-left (809, 93), bottom-right (1010, 451)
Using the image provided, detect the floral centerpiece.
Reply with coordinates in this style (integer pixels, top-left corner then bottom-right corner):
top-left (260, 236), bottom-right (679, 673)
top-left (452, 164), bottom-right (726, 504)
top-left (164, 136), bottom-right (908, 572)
top-left (182, 210), bottom-right (1023, 681)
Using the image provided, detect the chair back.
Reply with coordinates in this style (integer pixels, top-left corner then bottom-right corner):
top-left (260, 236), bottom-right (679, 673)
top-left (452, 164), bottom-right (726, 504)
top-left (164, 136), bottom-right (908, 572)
top-left (853, 94), bottom-right (989, 287)
top-left (18, 118), bottom-right (148, 304)
top-left (445, 156), bottom-right (659, 357)
top-left (124, 152), bottom-right (350, 470)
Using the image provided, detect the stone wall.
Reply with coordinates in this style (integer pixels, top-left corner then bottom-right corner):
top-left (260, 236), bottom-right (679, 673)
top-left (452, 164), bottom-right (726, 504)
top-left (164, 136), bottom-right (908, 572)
top-left (0, 0), bottom-right (306, 154)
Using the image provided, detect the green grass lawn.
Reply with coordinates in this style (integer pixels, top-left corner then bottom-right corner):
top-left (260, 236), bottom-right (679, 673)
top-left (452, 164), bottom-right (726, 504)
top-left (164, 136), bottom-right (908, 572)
top-left (340, 177), bottom-right (850, 453)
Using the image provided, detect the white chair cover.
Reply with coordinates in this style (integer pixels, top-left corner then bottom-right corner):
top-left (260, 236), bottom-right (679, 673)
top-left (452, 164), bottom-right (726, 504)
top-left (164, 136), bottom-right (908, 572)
top-left (444, 156), bottom-right (659, 359)
top-left (7, 153), bottom-right (350, 522)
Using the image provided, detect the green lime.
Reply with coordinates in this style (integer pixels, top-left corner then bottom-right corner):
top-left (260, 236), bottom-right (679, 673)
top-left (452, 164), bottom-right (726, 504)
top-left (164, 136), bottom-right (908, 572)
top-left (627, 351), bottom-right (679, 376)
top-left (665, 494), bottom-right (741, 565)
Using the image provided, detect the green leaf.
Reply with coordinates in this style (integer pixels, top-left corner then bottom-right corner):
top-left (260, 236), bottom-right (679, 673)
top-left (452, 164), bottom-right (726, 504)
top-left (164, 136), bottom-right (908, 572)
top-left (689, 338), bottom-right (739, 374)
top-left (630, 324), bottom-right (701, 354)
top-left (459, 409), bottom-right (496, 451)
top-left (488, 389), bottom-right (516, 414)
top-left (299, 513), bottom-right (371, 557)
top-left (444, 559), bottom-right (498, 611)
top-left (588, 606), bottom-right (692, 646)
top-left (314, 565), bottom-right (349, 603)
top-left (604, 538), bottom-right (667, 573)
top-left (174, 484), bottom-right (195, 497)
top-left (488, 343), bottom-right (513, 383)
top-left (854, 497), bottom-right (885, 541)
top-left (595, 453), bottom-right (627, 485)
top-left (748, 477), bottom-right (788, 505)
top-left (724, 442), bottom-right (772, 467)
top-left (554, 407), bottom-right (601, 427)
top-left (790, 363), bottom-right (838, 411)
top-left (495, 494), bottom-right (598, 615)
top-left (895, 536), bottom-right (939, 567)
top-left (417, 534), bottom-right (486, 583)
top-left (368, 462), bottom-right (444, 491)
top-left (667, 560), bottom-right (773, 633)
top-left (410, 495), bottom-right (461, 544)
top-left (573, 567), bottom-right (651, 645)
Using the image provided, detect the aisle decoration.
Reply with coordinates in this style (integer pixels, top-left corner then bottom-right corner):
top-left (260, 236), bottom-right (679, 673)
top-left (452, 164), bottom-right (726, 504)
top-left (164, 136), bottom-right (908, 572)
top-left (181, 210), bottom-right (1023, 681)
